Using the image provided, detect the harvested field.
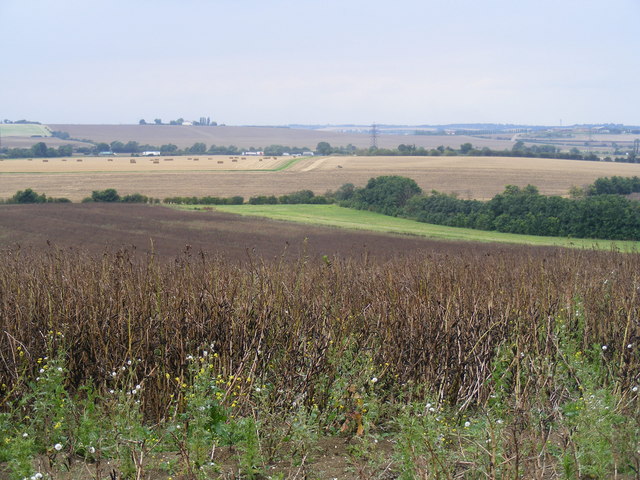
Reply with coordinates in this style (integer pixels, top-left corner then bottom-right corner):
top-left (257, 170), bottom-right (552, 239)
top-left (2, 155), bottom-right (640, 202)
top-left (47, 124), bottom-right (515, 150)
top-left (0, 154), bottom-right (290, 173)
top-left (0, 203), bottom-right (513, 260)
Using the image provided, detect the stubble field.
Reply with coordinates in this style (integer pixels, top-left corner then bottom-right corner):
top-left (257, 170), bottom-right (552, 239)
top-left (2, 155), bottom-right (640, 202)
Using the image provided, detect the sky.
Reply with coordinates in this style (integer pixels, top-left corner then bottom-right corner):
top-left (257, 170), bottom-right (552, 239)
top-left (1, 0), bottom-right (639, 126)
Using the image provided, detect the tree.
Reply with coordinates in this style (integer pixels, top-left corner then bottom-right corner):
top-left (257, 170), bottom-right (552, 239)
top-left (95, 143), bottom-right (110, 154)
top-left (316, 142), bottom-right (332, 155)
top-left (154, 118), bottom-right (162, 125)
top-left (31, 142), bottom-right (48, 157)
top-left (460, 142), bottom-right (473, 154)
top-left (160, 144), bottom-right (178, 153)
top-left (110, 141), bottom-right (125, 153)
top-left (398, 144), bottom-right (416, 154)
top-left (188, 142), bottom-right (206, 154)
top-left (124, 141), bottom-right (139, 153)
top-left (11, 188), bottom-right (46, 203)
top-left (512, 140), bottom-right (526, 152)
top-left (58, 145), bottom-right (73, 156)
top-left (353, 176), bottom-right (422, 216)
top-left (139, 119), bottom-right (147, 125)
top-left (91, 188), bottom-right (120, 202)
top-left (335, 183), bottom-right (355, 201)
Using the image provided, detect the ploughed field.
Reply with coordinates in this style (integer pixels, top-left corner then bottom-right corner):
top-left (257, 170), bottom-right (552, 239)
top-left (46, 124), bottom-right (516, 150)
top-left (3, 155), bottom-right (640, 202)
top-left (0, 203), bottom-right (513, 260)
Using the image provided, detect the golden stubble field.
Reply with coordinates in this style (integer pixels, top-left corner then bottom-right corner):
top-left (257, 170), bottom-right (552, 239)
top-left (0, 154), bottom-right (287, 173)
top-left (2, 155), bottom-right (640, 202)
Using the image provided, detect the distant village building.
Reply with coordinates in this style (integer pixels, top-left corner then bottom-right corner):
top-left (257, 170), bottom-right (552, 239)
top-left (242, 151), bottom-right (264, 156)
top-left (302, 151), bottom-right (315, 156)
top-left (98, 151), bottom-right (116, 156)
top-left (141, 151), bottom-right (161, 156)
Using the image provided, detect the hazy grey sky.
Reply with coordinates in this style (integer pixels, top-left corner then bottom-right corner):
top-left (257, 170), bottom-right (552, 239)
top-left (1, 0), bottom-right (638, 125)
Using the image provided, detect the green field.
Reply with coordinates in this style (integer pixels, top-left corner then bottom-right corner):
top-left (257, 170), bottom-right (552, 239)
top-left (0, 124), bottom-right (51, 137)
top-left (188, 204), bottom-right (640, 251)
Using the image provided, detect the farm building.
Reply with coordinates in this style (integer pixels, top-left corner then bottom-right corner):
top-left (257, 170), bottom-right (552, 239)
top-left (142, 151), bottom-right (161, 156)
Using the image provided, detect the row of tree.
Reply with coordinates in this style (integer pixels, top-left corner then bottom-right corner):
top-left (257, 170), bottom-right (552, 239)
top-left (0, 188), bottom-right (70, 204)
top-left (3, 138), bottom-right (636, 163)
top-left (138, 118), bottom-right (217, 126)
top-left (248, 190), bottom-right (332, 205)
top-left (164, 195), bottom-right (244, 205)
top-left (1, 142), bottom-right (73, 158)
top-left (587, 176), bottom-right (640, 196)
top-left (340, 176), bottom-right (640, 240)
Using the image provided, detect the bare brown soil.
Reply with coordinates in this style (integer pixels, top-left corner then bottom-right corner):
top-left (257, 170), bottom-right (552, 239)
top-left (0, 203), bottom-right (526, 260)
top-left (3, 155), bottom-right (640, 201)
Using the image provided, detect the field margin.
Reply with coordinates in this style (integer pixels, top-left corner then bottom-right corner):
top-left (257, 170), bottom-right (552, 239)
top-left (184, 204), bottom-right (640, 251)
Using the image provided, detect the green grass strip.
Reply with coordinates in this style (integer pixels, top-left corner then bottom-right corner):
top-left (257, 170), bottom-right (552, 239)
top-left (178, 204), bottom-right (640, 251)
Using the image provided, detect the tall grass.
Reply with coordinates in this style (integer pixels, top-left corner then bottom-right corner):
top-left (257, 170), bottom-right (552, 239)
top-left (1, 246), bottom-right (637, 414)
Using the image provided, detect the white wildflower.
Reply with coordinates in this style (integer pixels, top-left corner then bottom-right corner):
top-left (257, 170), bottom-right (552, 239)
top-left (88, 446), bottom-right (96, 454)
top-left (22, 432), bottom-right (28, 438)
top-left (39, 368), bottom-right (44, 374)
top-left (54, 443), bottom-right (63, 451)
top-left (57, 367), bottom-right (63, 372)
top-left (371, 377), bottom-right (378, 384)
top-left (633, 386), bottom-right (638, 393)
top-left (464, 421), bottom-right (471, 428)
top-left (602, 345), bottom-right (608, 351)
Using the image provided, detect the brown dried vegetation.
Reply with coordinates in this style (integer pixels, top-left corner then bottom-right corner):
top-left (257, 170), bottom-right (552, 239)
top-left (1, 243), bottom-right (638, 421)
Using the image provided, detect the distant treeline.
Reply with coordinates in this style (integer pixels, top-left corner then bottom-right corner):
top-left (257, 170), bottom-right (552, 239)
top-left (248, 190), bottom-right (332, 205)
top-left (164, 195), bottom-right (244, 205)
top-left (0, 188), bottom-right (71, 204)
top-left (340, 176), bottom-right (640, 241)
top-left (587, 175), bottom-right (640, 195)
top-left (85, 142), bottom-right (314, 156)
top-left (0, 142), bottom-right (73, 158)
